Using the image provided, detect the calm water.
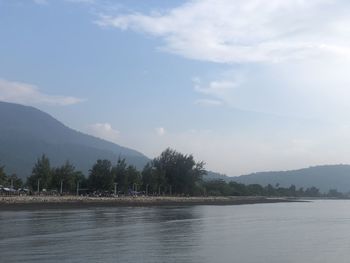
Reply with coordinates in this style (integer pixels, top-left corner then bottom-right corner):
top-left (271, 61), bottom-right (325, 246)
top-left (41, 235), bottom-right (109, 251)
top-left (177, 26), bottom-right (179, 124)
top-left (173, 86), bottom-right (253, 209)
top-left (1, 200), bottom-right (350, 262)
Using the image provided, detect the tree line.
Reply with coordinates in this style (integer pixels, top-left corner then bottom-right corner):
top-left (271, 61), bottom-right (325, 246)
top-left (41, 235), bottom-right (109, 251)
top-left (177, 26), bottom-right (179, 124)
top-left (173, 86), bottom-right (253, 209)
top-left (203, 180), bottom-right (323, 197)
top-left (0, 148), bottom-right (344, 197)
top-left (1, 148), bottom-right (205, 195)
top-left (0, 165), bottom-right (23, 189)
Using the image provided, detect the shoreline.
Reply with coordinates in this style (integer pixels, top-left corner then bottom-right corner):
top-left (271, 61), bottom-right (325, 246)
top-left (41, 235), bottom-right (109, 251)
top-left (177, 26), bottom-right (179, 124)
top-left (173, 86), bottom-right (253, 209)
top-left (0, 196), bottom-right (304, 210)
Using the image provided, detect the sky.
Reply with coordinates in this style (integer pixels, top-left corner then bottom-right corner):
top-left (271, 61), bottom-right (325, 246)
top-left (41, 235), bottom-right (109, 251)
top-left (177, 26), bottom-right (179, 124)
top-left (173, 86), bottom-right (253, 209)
top-left (1, 0), bottom-right (350, 176)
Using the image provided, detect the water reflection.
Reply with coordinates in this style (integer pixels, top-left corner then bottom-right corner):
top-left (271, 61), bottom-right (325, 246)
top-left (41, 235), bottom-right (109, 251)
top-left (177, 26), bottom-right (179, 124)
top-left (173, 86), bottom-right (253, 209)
top-left (2, 201), bottom-right (350, 263)
top-left (0, 206), bottom-right (202, 263)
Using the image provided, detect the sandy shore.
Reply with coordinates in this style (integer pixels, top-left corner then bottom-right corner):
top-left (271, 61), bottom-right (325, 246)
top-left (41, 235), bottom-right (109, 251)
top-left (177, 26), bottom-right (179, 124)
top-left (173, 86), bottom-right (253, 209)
top-left (0, 195), bottom-right (302, 210)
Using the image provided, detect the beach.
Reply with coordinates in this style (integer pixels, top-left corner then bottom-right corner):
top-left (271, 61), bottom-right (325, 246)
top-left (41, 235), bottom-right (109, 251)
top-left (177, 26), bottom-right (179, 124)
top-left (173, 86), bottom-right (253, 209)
top-left (0, 195), bottom-right (301, 210)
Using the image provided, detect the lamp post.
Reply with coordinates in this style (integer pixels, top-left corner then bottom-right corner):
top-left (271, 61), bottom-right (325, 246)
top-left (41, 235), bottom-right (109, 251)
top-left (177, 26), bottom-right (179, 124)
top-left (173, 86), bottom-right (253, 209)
top-left (60, 180), bottom-right (63, 195)
top-left (114, 183), bottom-right (118, 196)
top-left (146, 184), bottom-right (149, 196)
top-left (37, 179), bottom-right (40, 194)
top-left (76, 181), bottom-right (79, 196)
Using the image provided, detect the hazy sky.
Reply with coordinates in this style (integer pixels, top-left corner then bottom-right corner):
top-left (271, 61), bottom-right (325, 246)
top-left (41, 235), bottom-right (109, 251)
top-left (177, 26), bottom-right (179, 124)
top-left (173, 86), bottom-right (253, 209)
top-left (1, 0), bottom-right (350, 176)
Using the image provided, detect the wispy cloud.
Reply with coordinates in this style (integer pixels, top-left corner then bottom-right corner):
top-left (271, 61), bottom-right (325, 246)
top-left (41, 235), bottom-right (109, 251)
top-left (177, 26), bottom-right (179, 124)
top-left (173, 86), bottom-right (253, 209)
top-left (194, 99), bottom-right (222, 107)
top-left (0, 79), bottom-right (85, 106)
top-left (155, 127), bottom-right (166, 136)
top-left (194, 77), bottom-right (236, 97)
top-left (97, 0), bottom-right (350, 121)
top-left (193, 77), bottom-right (238, 107)
top-left (88, 122), bottom-right (120, 142)
top-left (95, 0), bottom-right (350, 64)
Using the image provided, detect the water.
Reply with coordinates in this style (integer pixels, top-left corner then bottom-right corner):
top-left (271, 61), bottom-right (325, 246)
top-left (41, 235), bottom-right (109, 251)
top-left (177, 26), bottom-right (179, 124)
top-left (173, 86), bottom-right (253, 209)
top-left (0, 200), bottom-right (350, 262)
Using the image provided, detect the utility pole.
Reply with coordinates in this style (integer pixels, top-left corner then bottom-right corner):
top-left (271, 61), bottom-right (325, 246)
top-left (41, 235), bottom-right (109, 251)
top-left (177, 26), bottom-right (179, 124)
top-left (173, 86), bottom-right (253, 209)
top-left (114, 183), bottom-right (118, 196)
top-left (60, 180), bottom-right (63, 195)
top-left (76, 181), bottom-right (79, 196)
top-left (37, 179), bottom-right (40, 194)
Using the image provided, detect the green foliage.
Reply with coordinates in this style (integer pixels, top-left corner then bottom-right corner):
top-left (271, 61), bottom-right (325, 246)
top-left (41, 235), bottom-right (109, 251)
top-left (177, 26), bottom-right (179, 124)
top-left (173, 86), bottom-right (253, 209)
top-left (141, 148), bottom-right (206, 195)
top-left (15, 148), bottom-right (325, 197)
top-left (327, 189), bottom-right (343, 198)
top-left (0, 165), bottom-right (7, 186)
top-left (127, 165), bottom-right (141, 189)
top-left (26, 154), bottom-right (52, 191)
top-left (203, 179), bottom-right (322, 197)
top-left (50, 161), bottom-right (80, 193)
top-left (304, 186), bottom-right (320, 197)
top-left (112, 158), bottom-right (128, 193)
top-left (141, 163), bottom-right (158, 194)
top-left (0, 167), bottom-right (23, 188)
top-left (204, 180), bottom-right (231, 196)
top-left (8, 174), bottom-right (23, 189)
top-left (88, 159), bottom-right (113, 191)
top-left (110, 158), bottom-right (142, 193)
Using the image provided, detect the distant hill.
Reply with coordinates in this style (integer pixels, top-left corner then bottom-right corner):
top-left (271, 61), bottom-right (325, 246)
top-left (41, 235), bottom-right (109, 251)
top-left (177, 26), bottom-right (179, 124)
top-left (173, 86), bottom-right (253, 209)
top-left (0, 101), bottom-right (149, 178)
top-left (233, 165), bottom-right (350, 193)
top-left (204, 171), bottom-right (231, 182)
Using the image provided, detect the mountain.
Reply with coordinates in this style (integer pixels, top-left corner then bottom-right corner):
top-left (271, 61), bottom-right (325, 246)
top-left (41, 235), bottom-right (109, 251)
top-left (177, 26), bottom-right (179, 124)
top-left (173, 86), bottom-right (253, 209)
top-left (204, 171), bottom-right (231, 182)
top-left (233, 165), bottom-right (350, 193)
top-left (0, 101), bottom-right (149, 178)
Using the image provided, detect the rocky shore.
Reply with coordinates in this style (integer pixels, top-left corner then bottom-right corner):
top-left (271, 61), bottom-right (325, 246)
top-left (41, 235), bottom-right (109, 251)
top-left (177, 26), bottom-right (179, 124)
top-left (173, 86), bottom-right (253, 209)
top-left (0, 195), bottom-right (302, 210)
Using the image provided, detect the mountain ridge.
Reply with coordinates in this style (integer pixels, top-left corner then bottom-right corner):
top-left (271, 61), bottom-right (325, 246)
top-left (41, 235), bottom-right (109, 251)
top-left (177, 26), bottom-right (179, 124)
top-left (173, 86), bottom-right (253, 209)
top-left (0, 101), bottom-right (149, 178)
top-left (226, 164), bottom-right (350, 193)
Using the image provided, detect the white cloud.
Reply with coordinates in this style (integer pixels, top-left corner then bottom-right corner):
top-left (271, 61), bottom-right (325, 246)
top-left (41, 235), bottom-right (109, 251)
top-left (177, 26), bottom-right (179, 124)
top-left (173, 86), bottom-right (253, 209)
top-left (96, 0), bottom-right (350, 64)
top-left (193, 78), bottom-right (237, 105)
top-left (0, 79), bottom-right (85, 106)
top-left (194, 99), bottom-right (222, 106)
top-left (88, 122), bottom-right (120, 142)
top-left (155, 127), bottom-right (166, 136)
top-left (98, 0), bottom-right (350, 122)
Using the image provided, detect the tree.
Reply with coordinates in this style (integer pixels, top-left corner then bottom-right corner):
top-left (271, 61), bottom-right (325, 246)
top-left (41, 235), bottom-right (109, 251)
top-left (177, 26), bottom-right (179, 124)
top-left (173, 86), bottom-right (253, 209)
top-left (142, 163), bottom-right (158, 194)
top-left (0, 165), bottom-right (7, 186)
top-left (27, 154), bottom-right (52, 191)
top-left (51, 161), bottom-right (81, 193)
top-left (305, 186), bottom-right (320, 197)
top-left (149, 148), bottom-right (206, 195)
top-left (112, 158), bottom-right (128, 193)
top-left (327, 189), bottom-right (343, 198)
top-left (127, 165), bottom-right (141, 191)
top-left (265, 184), bottom-right (276, 196)
top-left (227, 181), bottom-right (247, 196)
top-left (88, 159), bottom-right (113, 191)
top-left (246, 184), bottom-right (264, 196)
top-left (8, 174), bottom-right (23, 189)
top-left (204, 179), bottom-right (230, 196)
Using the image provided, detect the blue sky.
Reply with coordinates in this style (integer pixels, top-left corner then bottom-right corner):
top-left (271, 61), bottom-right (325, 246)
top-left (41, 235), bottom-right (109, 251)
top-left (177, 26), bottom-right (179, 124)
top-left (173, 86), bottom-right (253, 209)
top-left (1, 0), bottom-right (350, 176)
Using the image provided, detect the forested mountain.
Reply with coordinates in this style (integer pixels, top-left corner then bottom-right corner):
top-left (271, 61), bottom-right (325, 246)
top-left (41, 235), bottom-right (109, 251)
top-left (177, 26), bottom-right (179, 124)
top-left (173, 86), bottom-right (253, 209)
top-left (0, 101), bottom-right (149, 178)
top-left (204, 171), bottom-right (231, 182)
top-left (233, 165), bottom-right (350, 193)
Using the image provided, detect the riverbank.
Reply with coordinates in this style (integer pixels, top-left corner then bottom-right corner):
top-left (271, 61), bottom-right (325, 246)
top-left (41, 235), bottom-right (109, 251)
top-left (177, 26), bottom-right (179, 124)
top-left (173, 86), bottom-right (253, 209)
top-left (0, 196), bottom-right (303, 210)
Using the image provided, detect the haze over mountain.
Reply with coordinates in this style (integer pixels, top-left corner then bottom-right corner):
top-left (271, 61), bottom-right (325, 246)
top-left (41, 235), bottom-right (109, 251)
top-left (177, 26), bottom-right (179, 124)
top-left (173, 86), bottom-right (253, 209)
top-left (2, 101), bottom-right (350, 193)
top-left (0, 101), bottom-right (149, 178)
top-left (232, 165), bottom-right (350, 193)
